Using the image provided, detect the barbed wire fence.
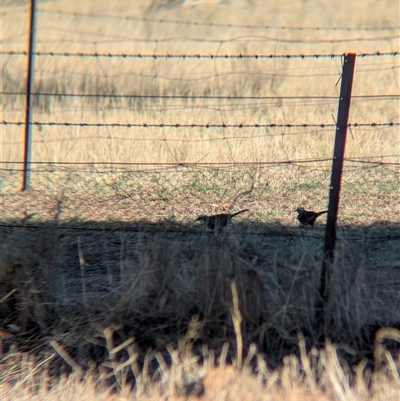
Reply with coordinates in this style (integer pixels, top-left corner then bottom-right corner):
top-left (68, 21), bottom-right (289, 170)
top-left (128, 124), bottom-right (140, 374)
top-left (1, 47), bottom-right (399, 174)
top-left (2, 1), bottom-right (400, 362)
top-left (1, 2), bottom-right (399, 217)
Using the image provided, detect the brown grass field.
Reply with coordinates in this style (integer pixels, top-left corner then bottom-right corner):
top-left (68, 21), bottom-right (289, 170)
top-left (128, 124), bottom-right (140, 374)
top-left (1, 0), bottom-right (400, 400)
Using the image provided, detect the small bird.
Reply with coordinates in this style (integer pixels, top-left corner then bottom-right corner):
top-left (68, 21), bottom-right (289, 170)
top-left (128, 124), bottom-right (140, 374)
top-left (195, 209), bottom-right (250, 231)
top-left (295, 207), bottom-right (328, 229)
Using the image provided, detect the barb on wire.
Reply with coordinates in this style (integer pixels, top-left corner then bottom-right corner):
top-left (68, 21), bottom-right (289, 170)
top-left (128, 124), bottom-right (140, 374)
top-left (1, 50), bottom-right (398, 59)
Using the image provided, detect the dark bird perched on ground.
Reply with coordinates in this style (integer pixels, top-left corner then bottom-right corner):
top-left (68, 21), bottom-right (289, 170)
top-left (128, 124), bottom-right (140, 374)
top-left (195, 209), bottom-right (250, 231)
top-left (295, 207), bottom-right (328, 229)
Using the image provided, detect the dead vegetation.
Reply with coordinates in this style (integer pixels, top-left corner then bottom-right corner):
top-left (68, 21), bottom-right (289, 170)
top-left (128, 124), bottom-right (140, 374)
top-left (1, 164), bottom-right (399, 401)
top-left (1, 214), bottom-right (399, 399)
top-left (1, 0), bottom-right (400, 399)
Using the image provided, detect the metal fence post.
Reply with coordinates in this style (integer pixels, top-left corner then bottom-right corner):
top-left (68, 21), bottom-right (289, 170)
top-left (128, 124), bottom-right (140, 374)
top-left (319, 53), bottom-right (356, 305)
top-left (22, 0), bottom-right (37, 191)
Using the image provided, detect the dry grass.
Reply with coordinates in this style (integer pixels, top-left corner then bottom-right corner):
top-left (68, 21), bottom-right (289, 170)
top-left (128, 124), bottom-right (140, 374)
top-left (1, 222), bottom-right (400, 397)
top-left (1, 337), bottom-right (400, 401)
top-left (1, 0), bottom-right (400, 399)
top-left (2, 163), bottom-right (399, 230)
top-left (1, 215), bottom-right (399, 399)
top-left (1, 0), bottom-right (399, 173)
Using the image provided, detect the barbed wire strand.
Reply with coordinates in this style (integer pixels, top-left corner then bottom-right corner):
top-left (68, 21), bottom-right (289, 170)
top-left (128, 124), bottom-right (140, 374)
top-left (1, 50), bottom-right (398, 59)
top-left (1, 157), bottom-right (399, 168)
top-left (1, 120), bottom-right (398, 129)
top-left (1, 91), bottom-right (399, 101)
top-left (0, 223), bottom-right (398, 243)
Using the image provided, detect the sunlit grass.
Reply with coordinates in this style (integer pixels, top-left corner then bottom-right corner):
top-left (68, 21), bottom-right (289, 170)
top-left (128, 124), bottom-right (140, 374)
top-left (1, 1), bottom-right (399, 400)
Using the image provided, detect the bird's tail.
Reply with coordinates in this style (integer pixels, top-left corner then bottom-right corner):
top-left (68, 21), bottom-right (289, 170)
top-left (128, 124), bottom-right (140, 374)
top-left (232, 209), bottom-right (250, 217)
top-left (317, 210), bottom-right (328, 216)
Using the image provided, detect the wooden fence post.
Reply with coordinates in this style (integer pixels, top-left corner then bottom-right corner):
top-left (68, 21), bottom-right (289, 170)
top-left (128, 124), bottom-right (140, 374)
top-left (22, 0), bottom-right (37, 191)
top-left (319, 53), bottom-right (356, 305)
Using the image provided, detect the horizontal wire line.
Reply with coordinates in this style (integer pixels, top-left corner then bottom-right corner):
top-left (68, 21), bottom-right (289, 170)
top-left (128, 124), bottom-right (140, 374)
top-left (0, 223), bottom-right (398, 241)
top-left (344, 159), bottom-right (400, 165)
top-left (1, 50), bottom-right (398, 59)
top-left (1, 157), bottom-right (398, 167)
top-left (20, 34), bottom-right (400, 45)
top-left (1, 91), bottom-right (398, 101)
top-left (0, 159), bottom-right (333, 166)
top-left (0, 132), bottom-right (341, 145)
top-left (5, 128), bottom-right (395, 144)
top-left (1, 121), bottom-right (398, 128)
top-left (35, 8), bottom-right (400, 32)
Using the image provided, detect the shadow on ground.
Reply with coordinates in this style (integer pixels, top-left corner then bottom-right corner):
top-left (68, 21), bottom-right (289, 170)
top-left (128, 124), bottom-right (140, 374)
top-left (1, 218), bottom-right (399, 372)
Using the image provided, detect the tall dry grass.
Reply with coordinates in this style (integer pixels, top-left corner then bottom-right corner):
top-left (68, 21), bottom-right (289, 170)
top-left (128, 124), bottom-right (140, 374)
top-left (1, 1), bottom-right (399, 399)
top-left (1, 176), bottom-right (398, 397)
top-left (1, 0), bottom-right (399, 174)
top-left (1, 335), bottom-right (400, 401)
top-left (1, 226), bottom-right (399, 371)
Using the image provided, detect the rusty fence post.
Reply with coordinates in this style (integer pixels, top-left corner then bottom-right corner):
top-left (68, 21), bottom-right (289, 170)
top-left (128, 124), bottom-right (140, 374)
top-left (319, 53), bottom-right (356, 307)
top-left (22, 0), bottom-right (37, 191)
